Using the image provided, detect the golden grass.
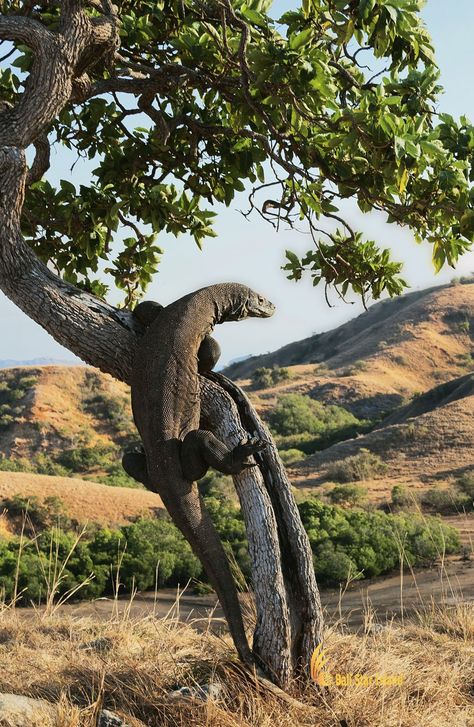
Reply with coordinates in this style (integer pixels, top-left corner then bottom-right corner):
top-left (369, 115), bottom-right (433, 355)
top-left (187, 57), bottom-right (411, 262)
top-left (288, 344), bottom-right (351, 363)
top-left (0, 471), bottom-right (163, 527)
top-left (0, 599), bottom-right (472, 727)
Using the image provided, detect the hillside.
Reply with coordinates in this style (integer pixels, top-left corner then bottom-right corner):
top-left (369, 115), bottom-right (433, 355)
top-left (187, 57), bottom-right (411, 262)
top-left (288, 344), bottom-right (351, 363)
top-left (0, 365), bottom-right (132, 460)
top-left (0, 471), bottom-right (162, 529)
top-left (0, 365), bottom-right (140, 491)
top-left (288, 373), bottom-right (474, 501)
top-left (225, 279), bottom-right (474, 505)
top-left (0, 280), bottom-right (470, 518)
top-left (227, 280), bottom-right (474, 420)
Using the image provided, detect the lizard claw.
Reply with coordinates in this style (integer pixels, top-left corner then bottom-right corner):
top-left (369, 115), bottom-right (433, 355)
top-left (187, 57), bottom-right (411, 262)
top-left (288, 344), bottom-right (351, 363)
top-left (234, 436), bottom-right (268, 461)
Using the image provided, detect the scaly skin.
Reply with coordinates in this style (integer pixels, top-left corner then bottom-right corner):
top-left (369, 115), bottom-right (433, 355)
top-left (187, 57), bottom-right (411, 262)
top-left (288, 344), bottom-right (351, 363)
top-left (130, 283), bottom-right (275, 664)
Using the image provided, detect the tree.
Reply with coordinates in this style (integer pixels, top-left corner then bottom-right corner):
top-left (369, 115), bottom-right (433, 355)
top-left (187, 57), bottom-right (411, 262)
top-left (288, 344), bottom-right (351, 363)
top-left (0, 0), bottom-right (473, 689)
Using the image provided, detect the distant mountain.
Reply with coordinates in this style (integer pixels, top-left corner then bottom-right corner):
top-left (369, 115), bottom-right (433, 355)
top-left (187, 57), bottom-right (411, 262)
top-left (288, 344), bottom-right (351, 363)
top-left (0, 357), bottom-right (80, 368)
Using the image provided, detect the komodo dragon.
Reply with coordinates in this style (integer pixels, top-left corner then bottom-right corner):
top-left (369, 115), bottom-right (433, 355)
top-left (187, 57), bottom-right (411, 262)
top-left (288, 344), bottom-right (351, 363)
top-left (124, 283), bottom-right (275, 664)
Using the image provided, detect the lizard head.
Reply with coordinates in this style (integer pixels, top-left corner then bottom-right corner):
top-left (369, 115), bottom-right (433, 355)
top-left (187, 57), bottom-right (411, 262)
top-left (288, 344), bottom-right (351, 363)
top-left (225, 286), bottom-right (276, 321)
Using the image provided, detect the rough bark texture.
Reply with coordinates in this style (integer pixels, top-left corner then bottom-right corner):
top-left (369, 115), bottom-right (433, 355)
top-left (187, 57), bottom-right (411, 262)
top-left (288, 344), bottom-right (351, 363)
top-left (200, 377), bottom-right (292, 684)
top-left (205, 374), bottom-right (324, 674)
top-left (0, 1), bottom-right (323, 688)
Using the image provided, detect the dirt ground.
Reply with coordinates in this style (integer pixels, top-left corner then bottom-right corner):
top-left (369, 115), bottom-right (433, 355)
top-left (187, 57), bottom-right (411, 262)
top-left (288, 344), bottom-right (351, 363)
top-left (17, 556), bottom-right (474, 633)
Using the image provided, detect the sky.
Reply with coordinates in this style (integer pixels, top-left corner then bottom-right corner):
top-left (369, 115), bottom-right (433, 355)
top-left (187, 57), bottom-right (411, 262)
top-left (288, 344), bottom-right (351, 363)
top-left (1, 0), bottom-right (474, 367)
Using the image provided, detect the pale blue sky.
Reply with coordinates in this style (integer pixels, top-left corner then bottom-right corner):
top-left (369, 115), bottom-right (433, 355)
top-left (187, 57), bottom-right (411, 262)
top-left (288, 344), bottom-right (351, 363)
top-left (1, 0), bottom-right (473, 366)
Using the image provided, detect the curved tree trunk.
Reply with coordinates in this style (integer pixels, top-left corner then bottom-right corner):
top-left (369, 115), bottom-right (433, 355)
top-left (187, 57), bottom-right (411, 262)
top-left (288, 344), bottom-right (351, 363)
top-left (0, 5), bottom-right (323, 688)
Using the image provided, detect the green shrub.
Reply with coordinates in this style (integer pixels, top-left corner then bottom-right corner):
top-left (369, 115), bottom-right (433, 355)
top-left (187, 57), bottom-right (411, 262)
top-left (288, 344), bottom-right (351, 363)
top-left (421, 486), bottom-right (472, 515)
top-left (390, 485), bottom-right (413, 510)
top-left (56, 445), bottom-right (116, 472)
top-left (251, 366), bottom-right (291, 389)
top-left (279, 448), bottom-right (306, 465)
top-left (34, 454), bottom-right (70, 477)
top-left (269, 393), bottom-right (360, 437)
top-left (0, 487), bottom-right (461, 601)
top-left (326, 449), bottom-right (387, 483)
top-left (0, 456), bottom-right (33, 473)
top-left (1, 494), bottom-right (71, 534)
top-left (327, 484), bottom-right (367, 507)
top-left (299, 498), bottom-right (459, 586)
top-left (83, 392), bottom-right (133, 437)
top-left (456, 472), bottom-right (474, 501)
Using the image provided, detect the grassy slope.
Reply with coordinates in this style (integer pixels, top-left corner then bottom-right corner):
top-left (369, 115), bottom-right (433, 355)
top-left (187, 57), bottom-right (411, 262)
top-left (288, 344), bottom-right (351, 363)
top-left (229, 281), bottom-right (474, 420)
top-left (0, 471), bottom-right (163, 529)
top-left (289, 381), bottom-right (474, 501)
top-left (0, 365), bottom-right (132, 460)
top-left (228, 281), bottom-right (474, 501)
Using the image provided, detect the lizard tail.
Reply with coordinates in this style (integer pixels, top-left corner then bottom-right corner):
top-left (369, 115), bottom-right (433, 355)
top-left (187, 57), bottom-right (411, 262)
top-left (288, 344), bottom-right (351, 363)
top-left (158, 481), bottom-right (254, 665)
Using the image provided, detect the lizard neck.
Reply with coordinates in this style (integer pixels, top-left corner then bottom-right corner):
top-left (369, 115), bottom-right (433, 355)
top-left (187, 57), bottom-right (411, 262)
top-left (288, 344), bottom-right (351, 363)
top-left (208, 283), bottom-right (251, 325)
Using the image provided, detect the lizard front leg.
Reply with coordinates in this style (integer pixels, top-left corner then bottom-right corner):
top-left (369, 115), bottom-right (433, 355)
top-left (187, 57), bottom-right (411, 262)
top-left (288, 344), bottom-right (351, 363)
top-left (180, 430), bottom-right (268, 480)
top-left (122, 444), bottom-right (150, 486)
top-left (122, 432), bottom-right (267, 485)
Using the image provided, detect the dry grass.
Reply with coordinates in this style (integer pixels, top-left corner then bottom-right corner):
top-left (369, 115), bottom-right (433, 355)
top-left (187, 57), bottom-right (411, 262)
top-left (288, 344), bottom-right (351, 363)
top-left (0, 597), bottom-right (472, 727)
top-left (0, 472), bottom-right (163, 528)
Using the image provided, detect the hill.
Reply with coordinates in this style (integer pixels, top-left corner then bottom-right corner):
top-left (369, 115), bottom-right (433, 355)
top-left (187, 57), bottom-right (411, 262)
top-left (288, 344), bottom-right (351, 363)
top-left (224, 280), bottom-right (474, 506)
top-left (226, 280), bottom-right (474, 420)
top-left (0, 365), bottom-right (138, 488)
top-left (0, 471), bottom-right (162, 529)
top-left (288, 372), bottom-right (474, 502)
top-left (0, 280), bottom-right (471, 518)
top-left (0, 365), bottom-right (132, 459)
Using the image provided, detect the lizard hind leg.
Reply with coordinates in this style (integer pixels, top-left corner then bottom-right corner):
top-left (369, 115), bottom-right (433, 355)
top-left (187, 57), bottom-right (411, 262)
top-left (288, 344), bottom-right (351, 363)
top-left (181, 429), bottom-right (268, 480)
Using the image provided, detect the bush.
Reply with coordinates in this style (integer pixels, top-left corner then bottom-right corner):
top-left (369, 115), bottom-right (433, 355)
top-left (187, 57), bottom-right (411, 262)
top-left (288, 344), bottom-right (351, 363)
top-left (0, 456), bottom-right (33, 473)
top-left (1, 494), bottom-right (71, 534)
top-left (327, 484), bottom-right (367, 507)
top-left (91, 461), bottom-right (144, 489)
top-left (326, 449), bottom-right (387, 483)
top-left (269, 393), bottom-right (360, 437)
top-left (456, 472), bottom-right (474, 500)
top-left (390, 485), bottom-right (413, 510)
top-left (0, 488), bottom-right (461, 602)
top-left (421, 485), bottom-right (473, 515)
top-left (251, 366), bottom-right (291, 389)
top-left (56, 445), bottom-right (116, 473)
top-left (83, 392), bottom-right (133, 438)
top-left (279, 448), bottom-right (306, 465)
top-left (299, 498), bottom-right (459, 586)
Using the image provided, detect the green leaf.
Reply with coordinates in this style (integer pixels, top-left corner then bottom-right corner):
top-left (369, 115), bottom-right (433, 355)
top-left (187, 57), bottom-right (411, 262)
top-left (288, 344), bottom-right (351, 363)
top-left (290, 28), bottom-right (313, 51)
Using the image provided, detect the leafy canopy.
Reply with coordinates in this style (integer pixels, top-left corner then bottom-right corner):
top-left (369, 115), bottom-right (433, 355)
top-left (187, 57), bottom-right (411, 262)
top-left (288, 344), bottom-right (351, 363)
top-left (2, 0), bottom-right (474, 304)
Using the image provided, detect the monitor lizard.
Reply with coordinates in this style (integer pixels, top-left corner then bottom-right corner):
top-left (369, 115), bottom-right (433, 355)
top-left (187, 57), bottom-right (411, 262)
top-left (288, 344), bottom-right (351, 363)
top-left (125, 283), bottom-right (275, 664)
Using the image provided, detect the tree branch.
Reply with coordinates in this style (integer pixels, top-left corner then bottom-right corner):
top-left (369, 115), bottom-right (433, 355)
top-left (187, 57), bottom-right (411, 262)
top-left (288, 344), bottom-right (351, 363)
top-left (0, 146), bottom-right (136, 381)
top-left (26, 135), bottom-right (50, 185)
top-left (0, 15), bottom-right (53, 53)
